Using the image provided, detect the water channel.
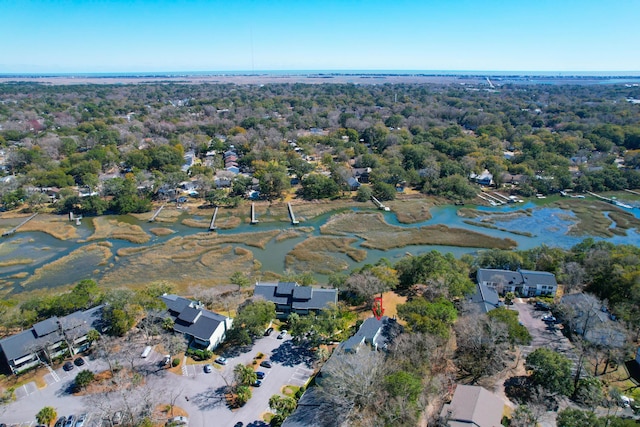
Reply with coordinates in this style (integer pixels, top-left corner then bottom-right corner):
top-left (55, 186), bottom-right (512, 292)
top-left (1, 199), bottom-right (640, 295)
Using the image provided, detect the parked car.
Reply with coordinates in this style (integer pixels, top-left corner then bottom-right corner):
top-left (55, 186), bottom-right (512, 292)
top-left (260, 360), bottom-right (272, 368)
top-left (63, 361), bottom-right (74, 371)
top-left (256, 371), bottom-right (265, 379)
top-left (277, 332), bottom-right (285, 339)
top-left (74, 357), bottom-right (85, 366)
top-left (264, 327), bottom-right (274, 336)
top-left (161, 355), bottom-right (171, 366)
top-left (215, 356), bottom-right (227, 365)
top-left (54, 417), bottom-right (66, 427)
top-left (64, 415), bottom-right (76, 427)
top-left (253, 380), bottom-right (262, 387)
top-left (204, 364), bottom-right (213, 373)
top-left (535, 301), bottom-right (551, 311)
top-left (112, 411), bottom-right (123, 425)
top-left (75, 414), bottom-right (87, 427)
top-left (542, 314), bottom-right (557, 323)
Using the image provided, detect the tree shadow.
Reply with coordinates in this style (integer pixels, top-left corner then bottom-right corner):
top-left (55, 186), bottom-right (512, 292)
top-left (190, 385), bottom-right (230, 411)
top-left (56, 380), bottom-right (77, 396)
top-left (270, 341), bottom-right (314, 368)
top-left (247, 421), bottom-right (269, 427)
top-left (220, 343), bottom-right (255, 358)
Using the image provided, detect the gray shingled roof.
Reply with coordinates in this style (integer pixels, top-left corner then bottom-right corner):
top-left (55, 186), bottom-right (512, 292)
top-left (0, 305), bottom-right (104, 363)
top-left (293, 286), bottom-right (313, 300)
top-left (173, 311), bottom-right (226, 341)
top-left (440, 385), bottom-right (505, 427)
top-left (477, 268), bottom-right (523, 286)
top-left (33, 318), bottom-right (59, 338)
top-left (254, 283), bottom-right (289, 305)
top-left (520, 269), bottom-right (557, 286)
top-left (160, 294), bottom-right (192, 315)
top-left (469, 283), bottom-right (501, 313)
top-left (291, 288), bottom-right (337, 310)
top-left (255, 282), bottom-right (337, 311)
top-left (177, 306), bottom-right (202, 324)
top-left (275, 282), bottom-right (297, 296)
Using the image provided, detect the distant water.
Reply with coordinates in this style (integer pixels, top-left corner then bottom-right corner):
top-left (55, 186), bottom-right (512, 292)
top-left (1, 70), bottom-right (640, 78)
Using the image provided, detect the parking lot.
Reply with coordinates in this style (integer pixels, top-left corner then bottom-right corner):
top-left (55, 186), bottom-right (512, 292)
top-left (513, 299), bottom-right (580, 371)
top-left (0, 334), bottom-right (316, 427)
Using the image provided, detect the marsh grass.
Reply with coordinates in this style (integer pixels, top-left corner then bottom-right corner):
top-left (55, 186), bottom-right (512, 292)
top-left (21, 244), bottom-right (112, 287)
top-left (0, 258), bottom-right (34, 268)
top-left (101, 232), bottom-right (269, 290)
top-left (285, 236), bottom-right (367, 274)
top-left (89, 217), bottom-right (151, 243)
top-left (321, 211), bottom-right (515, 249)
top-left (150, 228), bottom-right (175, 236)
top-left (275, 228), bottom-right (313, 242)
top-left (386, 198), bottom-right (433, 223)
top-left (552, 199), bottom-right (623, 237)
top-left (19, 214), bottom-right (79, 240)
top-left (462, 220), bottom-right (534, 237)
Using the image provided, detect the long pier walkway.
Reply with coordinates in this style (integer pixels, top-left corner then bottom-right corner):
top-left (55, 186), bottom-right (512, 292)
top-left (2, 213), bottom-right (37, 237)
top-left (209, 207), bottom-right (219, 231)
top-left (149, 203), bottom-right (166, 222)
top-left (287, 203), bottom-right (299, 225)
top-left (250, 203), bottom-right (259, 224)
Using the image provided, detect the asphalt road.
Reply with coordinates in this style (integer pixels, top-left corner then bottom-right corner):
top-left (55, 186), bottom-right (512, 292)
top-left (0, 334), bottom-right (316, 427)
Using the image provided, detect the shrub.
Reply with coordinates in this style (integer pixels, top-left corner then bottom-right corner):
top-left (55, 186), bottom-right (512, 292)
top-left (171, 358), bottom-right (180, 367)
top-left (186, 348), bottom-right (213, 361)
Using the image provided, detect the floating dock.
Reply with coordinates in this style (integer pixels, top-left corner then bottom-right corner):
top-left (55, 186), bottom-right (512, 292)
top-left (149, 203), bottom-right (166, 222)
top-left (371, 195), bottom-right (390, 211)
top-left (2, 213), bottom-right (37, 237)
top-left (287, 203), bottom-right (299, 225)
top-left (209, 207), bottom-right (219, 231)
top-left (250, 203), bottom-right (259, 224)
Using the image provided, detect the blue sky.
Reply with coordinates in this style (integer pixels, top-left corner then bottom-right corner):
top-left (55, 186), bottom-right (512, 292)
top-left (1, 0), bottom-right (638, 73)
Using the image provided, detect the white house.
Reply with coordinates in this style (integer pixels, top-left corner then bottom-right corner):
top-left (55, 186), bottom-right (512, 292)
top-left (160, 294), bottom-right (232, 350)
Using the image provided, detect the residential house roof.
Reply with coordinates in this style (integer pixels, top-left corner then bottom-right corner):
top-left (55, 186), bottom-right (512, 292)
top-left (0, 305), bottom-right (104, 363)
top-left (254, 282), bottom-right (337, 311)
top-left (161, 294), bottom-right (192, 315)
top-left (33, 318), bottom-right (59, 337)
top-left (340, 316), bottom-right (395, 353)
top-left (469, 283), bottom-right (501, 313)
top-left (440, 385), bottom-right (505, 427)
top-left (477, 268), bottom-right (557, 288)
top-left (160, 294), bottom-right (229, 342)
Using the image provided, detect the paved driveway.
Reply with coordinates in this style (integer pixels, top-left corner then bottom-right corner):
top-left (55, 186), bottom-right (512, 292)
top-left (0, 335), bottom-right (316, 427)
top-left (513, 299), bottom-right (579, 370)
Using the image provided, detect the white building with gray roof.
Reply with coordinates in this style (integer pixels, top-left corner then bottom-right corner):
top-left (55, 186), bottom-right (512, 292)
top-left (0, 305), bottom-right (104, 375)
top-left (253, 282), bottom-right (338, 317)
top-left (477, 268), bottom-right (557, 297)
top-left (160, 294), bottom-right (232, 350)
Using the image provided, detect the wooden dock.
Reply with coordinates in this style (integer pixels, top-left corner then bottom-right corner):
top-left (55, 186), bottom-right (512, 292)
top-left (209, 207), bottom-right (219, 231)
top-left (625, 189), bottom-right (640, 196)
top-left (287, 203), bottom-right (299, 225)
top-left (2, 213), bottom-right (37, 237)
top-left (250, 203), bottom-right (259, 224)
top-left (148, 203), bottom-right (166, 222)
top-left (371, 195), bottom-right (390, 211)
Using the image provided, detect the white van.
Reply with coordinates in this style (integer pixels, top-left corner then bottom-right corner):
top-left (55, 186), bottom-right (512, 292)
top-left (141, 346), bottom-right (153, 358)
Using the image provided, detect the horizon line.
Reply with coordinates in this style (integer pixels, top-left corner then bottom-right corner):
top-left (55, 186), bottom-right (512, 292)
top-left (2, 69), bottom-right (640, 77)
